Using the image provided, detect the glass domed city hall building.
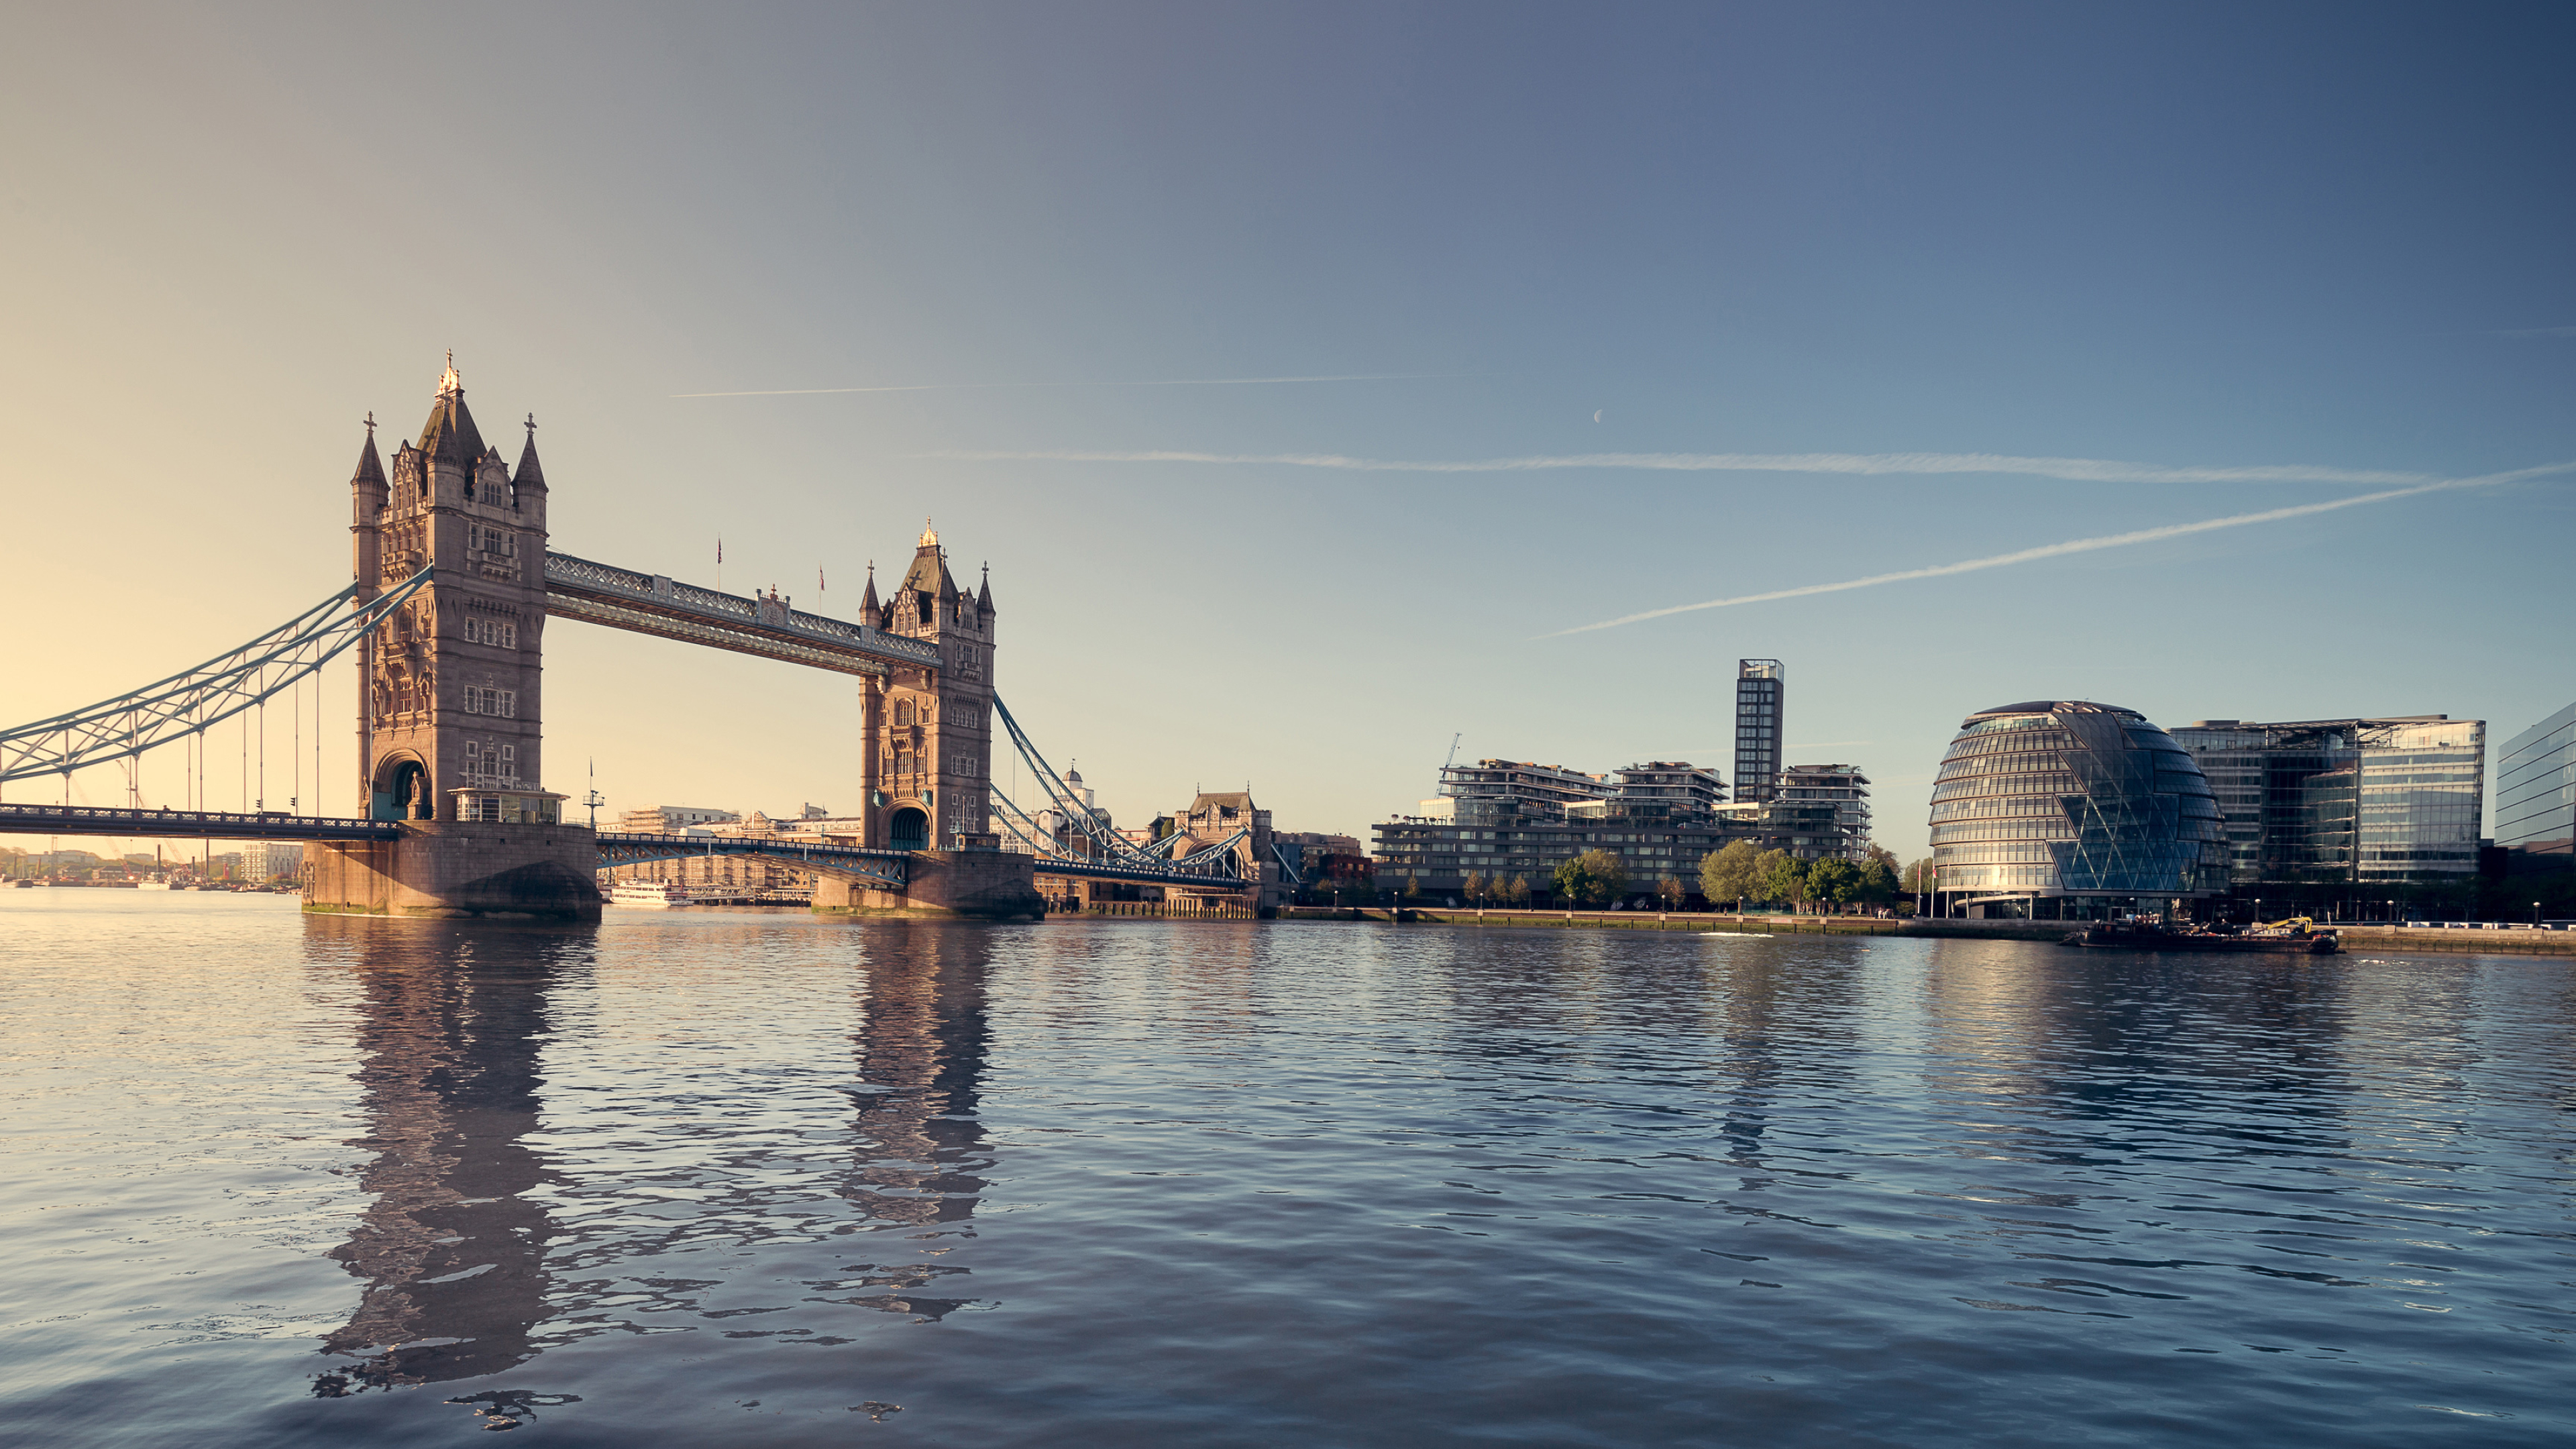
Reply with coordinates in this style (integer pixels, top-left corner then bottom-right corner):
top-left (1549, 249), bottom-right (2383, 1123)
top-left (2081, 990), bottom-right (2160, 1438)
top-left (1928, 700), bottom-right (2227, 918)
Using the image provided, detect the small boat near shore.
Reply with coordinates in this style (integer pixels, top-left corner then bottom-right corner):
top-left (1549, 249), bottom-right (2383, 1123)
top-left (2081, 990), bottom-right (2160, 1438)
top-left (610, 880), bottom-right (694, 909)
top-left (2062, 922), bottom-right (2341, 954)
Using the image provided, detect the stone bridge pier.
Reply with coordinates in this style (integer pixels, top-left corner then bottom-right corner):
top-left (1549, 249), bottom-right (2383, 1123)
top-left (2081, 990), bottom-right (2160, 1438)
top-left (307, 823), bottom-right (603, 921)
top-left (810, 849), bottom-right (1043, 920)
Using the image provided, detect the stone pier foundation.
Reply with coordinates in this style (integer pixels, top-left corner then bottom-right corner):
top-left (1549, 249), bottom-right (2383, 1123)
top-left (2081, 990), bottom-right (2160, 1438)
top-left (307, 822), bottom-right (602, 921)
top-left (810, 849), bottom-right (1043, 920)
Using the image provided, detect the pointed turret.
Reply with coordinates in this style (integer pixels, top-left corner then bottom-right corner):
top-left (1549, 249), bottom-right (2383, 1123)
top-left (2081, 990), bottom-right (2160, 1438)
top-left (514, 413), bottom-right (547, 491)
top-left (858, 561), bottom-right (881, 628)
top-left (977, 561), bottom-right (997, 615)
top-left (351, 416), bottom-right (387, 491)
top-left (351, 413), bottom-right (388, 600)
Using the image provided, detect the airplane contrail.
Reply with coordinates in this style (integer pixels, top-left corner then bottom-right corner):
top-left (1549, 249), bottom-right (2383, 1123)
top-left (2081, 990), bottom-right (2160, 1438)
top-left (1542, 462), bottom-right (2573, 637)
top-left (930, 446), bottom-right (2433, 486)
top-left (674, 373), bottom-right (1472, 398)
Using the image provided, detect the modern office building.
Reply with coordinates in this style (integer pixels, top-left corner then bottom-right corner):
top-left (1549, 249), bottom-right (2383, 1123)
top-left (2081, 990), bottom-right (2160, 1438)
top-left (2167, 716), bottom-right (2485, 885)
top-left (1734, 660), bottom-right (1784, 802)
top-left (1928, 700), bottom-right (2225, 917)
top-left (2495, 702), bottom-right (2576, 861)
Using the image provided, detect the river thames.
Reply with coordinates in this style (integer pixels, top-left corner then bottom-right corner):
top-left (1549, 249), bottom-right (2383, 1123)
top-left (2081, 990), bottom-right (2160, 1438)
top-left (2, 892), bottom-right (2567, 1446)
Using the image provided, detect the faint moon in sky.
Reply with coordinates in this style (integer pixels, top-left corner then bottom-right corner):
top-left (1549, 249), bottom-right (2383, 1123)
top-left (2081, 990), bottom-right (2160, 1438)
top-left (1593, 409), bottom-right (1603, 423)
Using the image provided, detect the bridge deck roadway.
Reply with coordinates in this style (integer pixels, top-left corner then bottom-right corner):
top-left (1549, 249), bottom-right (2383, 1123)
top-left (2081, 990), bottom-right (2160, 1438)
top-left (1026, 856), bottom-right (1246, 889)
top-left (0, 802), bottom-right (402, 842)
top-left (592, 832), bottom-right (913, 888)
top-left (545, 553), bottom-right (939, 676)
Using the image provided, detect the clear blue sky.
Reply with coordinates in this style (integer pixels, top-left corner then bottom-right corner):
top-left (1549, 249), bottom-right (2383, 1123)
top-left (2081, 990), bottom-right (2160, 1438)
top-left (3, 3), bottom-right (2570, 859)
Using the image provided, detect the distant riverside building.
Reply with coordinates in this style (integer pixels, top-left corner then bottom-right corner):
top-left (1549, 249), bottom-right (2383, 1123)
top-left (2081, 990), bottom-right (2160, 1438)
top-left (2493, 702), bottom-right (2575, 861)
top-left (600, 806), bottom-right (873, 899)
top-left (1275, 831), bottom-right (1371, 893)
top-left (1929, 701), bottom-right (2224, 918)
top-left (617, 805), bottom-right (741, 833)
top-left (1720, 764), bottom-right (1870, 862)
top-left (1567, 762), bottom-right (1727, 824)
top-left (2167, 716), bottom-right (2485, 885)
top-left (1421, 759), bottom-right (1613, 826)
top-left (238, 840), bottom-right (305, 880)
top-left (1373, 753), bottom-right (1867, 903)
top-left (1734, 659), bottom-right (1784, 802)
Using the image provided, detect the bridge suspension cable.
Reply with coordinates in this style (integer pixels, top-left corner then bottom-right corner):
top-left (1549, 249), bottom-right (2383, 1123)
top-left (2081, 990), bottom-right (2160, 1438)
top-left (987, 696), bottom-right (1250, 877)
top-left (0, 569), bottom-right (432, 792)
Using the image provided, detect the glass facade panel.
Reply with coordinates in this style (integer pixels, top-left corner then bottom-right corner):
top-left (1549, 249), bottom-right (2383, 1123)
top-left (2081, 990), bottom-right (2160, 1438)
top-left (1928, 701), bottom-right (2223, 900)
top-left (2496, 702), bottom-right (2576, 857)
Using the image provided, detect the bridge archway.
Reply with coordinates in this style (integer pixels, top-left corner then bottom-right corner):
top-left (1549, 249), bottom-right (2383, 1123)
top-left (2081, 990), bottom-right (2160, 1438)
top-left (889, 806), bottom-right (929, 851)
top-left (374, 755), bottom-right (432, 821)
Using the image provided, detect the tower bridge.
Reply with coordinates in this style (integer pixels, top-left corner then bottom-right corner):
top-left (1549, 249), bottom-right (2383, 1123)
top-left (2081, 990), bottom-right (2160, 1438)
top-left (0, 360), bottom-right (1281, 920)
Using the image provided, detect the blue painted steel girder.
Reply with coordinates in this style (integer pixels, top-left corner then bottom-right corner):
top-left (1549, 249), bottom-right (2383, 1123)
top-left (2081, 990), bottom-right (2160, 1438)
top-left (1026, 857), bottom-right (1249, 889)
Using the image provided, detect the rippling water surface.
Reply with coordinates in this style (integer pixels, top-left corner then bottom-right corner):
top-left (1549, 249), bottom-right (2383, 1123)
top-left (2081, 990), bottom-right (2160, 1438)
top-left (3, 893), bottom-right (2569, 1446)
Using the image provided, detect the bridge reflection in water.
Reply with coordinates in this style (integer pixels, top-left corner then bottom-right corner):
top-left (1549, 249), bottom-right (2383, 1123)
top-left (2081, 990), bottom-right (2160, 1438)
top-left (307, 920), bottom-right (570, 1395)
top-left (831, 929), bottom-right (996, 1320)
top-left (301, 918), bottom-right (997, 1411)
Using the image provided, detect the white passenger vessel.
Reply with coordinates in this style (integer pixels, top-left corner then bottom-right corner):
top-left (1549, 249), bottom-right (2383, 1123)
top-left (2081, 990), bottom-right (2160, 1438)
top-left (609, 880), bottom-right (694, 909)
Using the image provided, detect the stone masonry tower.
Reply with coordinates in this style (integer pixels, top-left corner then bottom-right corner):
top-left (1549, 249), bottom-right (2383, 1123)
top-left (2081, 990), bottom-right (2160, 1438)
top-left (351, 358), bottom-right (555, 824)
top-left (857, 525), bottom-right (998, 850)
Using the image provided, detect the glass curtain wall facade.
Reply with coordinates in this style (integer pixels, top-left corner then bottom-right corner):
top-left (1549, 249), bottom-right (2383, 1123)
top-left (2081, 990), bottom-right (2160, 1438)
top-left (2168, 716), bottom-right (2485, 885)
top-left (1928, 700), bottom-right (2224, 917)
top-left (1734, 660), bottom-right (1783, 803)
top-left (2357, 718), bottom-right (2482, 879)
top-left (2494, 702), bottom-right (2575, 859)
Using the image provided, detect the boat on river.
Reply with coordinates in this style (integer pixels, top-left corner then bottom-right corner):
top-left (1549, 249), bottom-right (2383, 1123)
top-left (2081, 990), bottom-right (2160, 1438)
top-left (2062, 922), bottom-right (2340, 954)
top-left (610, 880), bottom-right (694, 909)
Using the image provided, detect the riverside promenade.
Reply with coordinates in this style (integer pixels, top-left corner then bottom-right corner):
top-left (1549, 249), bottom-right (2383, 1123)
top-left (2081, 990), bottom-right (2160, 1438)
top-left (1277, 906), bottom-right (2576, 955)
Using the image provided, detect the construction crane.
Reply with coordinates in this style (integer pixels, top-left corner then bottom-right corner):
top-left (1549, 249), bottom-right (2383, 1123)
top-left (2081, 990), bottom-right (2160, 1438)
top-left (1441, 733), bottom-right (1462, 772)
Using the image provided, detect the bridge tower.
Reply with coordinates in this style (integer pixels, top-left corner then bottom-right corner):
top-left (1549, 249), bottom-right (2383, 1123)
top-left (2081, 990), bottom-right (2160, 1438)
top-left (859, 525), bottom-right (998, 851)
top-left (355, 359), bottom-right (557, 825)
top-left (309, 358), bottom-right (596, 920)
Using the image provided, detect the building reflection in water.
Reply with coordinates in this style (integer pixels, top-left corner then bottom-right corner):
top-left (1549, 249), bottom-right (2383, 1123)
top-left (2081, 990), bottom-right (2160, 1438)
top-left (1700, 942), bottom-right (1863, 1179)
top-left (301, 917), bottom-right (588, 1404)
top-left (825, 926), bottom-right (998, 1320)
top-left (1917, 938), bottom-right (2355, 1167)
